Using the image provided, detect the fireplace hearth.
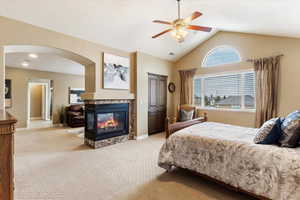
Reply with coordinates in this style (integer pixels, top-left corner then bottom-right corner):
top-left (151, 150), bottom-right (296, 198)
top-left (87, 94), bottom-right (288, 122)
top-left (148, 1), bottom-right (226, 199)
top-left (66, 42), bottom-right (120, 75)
top-left (84, 103), bottom-right (129, 148)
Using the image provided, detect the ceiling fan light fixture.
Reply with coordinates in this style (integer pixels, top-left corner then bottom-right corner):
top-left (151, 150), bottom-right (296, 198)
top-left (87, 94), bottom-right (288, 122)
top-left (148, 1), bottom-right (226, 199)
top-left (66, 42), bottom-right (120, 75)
top-left (171, 26), bottom-right (188, 43)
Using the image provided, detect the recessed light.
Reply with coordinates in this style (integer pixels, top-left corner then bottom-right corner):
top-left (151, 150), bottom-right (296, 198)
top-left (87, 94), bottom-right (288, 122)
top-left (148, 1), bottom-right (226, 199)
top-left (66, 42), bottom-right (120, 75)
top-left (169, 52), bottom-right (175, 56)
top-left (28, 53), bottom-right (38, 59)
top-left (21, 61), bottom-right (29, 67)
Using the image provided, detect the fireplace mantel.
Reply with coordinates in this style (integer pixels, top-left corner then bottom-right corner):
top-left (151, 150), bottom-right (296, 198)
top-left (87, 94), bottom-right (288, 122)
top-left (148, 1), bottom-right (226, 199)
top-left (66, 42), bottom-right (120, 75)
top-left (81, 92), bottom-right (135, 101)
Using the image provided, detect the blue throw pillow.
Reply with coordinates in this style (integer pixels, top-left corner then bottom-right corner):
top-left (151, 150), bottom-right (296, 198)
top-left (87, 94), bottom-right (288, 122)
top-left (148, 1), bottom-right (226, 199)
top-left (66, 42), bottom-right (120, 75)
top-left (280, 110), bottom-right (300, 148)
top-left (254, 118), bottom-right (283, 145)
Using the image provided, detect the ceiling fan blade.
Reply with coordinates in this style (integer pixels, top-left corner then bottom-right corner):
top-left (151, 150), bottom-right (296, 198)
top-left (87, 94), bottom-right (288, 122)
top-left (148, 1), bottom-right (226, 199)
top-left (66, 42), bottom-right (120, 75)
top-left (184, 11), bottom-right (202, 23)
top-left (187, 25), bottom-right (212, 32)
top-left (153, 20), bottom-right (172, 25)
top-left (152, 29), bottom-right (172, 38)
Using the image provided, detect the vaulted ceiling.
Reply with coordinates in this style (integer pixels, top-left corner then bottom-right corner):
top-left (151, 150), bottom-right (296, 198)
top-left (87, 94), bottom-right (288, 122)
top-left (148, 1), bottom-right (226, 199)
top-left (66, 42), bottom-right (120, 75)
top-left (1, 0), bottom-right (300, 61)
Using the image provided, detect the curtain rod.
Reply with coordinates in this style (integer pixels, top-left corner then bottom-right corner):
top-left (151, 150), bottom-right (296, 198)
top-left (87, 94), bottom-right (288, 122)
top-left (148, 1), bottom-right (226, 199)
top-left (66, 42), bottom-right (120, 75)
top-left (246, 54), bottom-right (284, 62)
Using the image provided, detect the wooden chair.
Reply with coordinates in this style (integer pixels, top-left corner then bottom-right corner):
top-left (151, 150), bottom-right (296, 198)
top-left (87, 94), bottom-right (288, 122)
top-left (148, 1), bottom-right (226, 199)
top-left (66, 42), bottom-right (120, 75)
top-left (165, 104), bottom-right (207, 138)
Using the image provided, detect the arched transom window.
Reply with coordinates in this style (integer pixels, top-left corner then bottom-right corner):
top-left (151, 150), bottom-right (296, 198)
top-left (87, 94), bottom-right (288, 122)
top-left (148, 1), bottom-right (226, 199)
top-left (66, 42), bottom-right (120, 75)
top-left (202, 46), bottom-right (241, 67)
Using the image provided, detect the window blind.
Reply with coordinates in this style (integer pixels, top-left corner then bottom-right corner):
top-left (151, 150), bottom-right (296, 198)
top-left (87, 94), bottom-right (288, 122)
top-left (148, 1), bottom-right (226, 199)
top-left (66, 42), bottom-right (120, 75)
top-left (194, 71), bottom-right (255, 109)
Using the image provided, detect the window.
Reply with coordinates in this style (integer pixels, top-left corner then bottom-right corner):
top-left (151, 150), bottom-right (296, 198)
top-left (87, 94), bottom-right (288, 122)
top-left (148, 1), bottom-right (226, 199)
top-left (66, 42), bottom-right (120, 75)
top-left (202, 46), bottom-right (241, 67)
top-left (194, 71), bottom-right (255, 110)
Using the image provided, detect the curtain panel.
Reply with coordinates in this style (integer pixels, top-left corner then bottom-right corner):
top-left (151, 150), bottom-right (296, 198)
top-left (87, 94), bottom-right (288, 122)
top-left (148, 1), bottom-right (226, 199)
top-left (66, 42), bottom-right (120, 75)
top-left (179, 68), bottom-right (197, 105)
top-left (254, 55), bottom-right (281, 127)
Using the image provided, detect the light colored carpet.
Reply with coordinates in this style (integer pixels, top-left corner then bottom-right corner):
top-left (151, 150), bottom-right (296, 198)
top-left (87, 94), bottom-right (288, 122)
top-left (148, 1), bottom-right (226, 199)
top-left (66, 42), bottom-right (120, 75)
top-left (15, 128), bottom-right (257, 200)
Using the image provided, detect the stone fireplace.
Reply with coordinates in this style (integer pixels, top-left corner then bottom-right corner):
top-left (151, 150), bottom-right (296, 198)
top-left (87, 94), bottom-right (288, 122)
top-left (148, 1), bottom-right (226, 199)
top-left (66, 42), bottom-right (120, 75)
top-left (84, 99), bottom-right (135, 148)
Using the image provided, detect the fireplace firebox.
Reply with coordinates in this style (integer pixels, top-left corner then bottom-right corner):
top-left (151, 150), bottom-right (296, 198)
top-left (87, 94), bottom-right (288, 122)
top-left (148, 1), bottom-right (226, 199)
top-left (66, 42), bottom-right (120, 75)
top-left (85, 103), bottom-right (129, 143)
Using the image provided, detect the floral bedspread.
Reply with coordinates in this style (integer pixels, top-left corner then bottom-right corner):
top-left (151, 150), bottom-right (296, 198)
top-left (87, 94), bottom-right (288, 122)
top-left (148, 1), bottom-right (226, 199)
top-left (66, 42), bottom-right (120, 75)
top-left (158, 122), bottom-right (300, 200)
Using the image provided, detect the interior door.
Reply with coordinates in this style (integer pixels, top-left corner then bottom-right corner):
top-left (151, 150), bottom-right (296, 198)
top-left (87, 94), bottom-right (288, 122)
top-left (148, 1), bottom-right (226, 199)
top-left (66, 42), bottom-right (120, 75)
top-left (148, 73), bottom-right (167, 134)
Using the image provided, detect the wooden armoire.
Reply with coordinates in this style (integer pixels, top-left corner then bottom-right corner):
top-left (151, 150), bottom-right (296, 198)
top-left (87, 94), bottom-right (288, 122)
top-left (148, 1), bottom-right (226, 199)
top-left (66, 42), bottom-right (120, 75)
top-left (148, 73), bottom-right (167, 134)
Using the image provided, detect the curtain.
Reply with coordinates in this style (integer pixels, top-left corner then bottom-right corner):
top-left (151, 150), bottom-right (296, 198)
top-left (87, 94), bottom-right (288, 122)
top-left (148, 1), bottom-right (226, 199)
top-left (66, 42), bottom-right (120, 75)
top-left (254, 55), bottom-right (281, 127)
top-left (179, 68), bottom-right (197, 105)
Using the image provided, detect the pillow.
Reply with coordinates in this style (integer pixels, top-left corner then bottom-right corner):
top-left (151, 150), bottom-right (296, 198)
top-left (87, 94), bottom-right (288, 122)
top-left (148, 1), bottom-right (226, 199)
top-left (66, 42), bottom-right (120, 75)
top-left (254, 118), bottom-right (283, 144)
top-left (179, 109), bottom-right (194, 122)
top-left (70, 105), bottom-right (82, 111)
top-left (279, 110), bottom-right (300, 148)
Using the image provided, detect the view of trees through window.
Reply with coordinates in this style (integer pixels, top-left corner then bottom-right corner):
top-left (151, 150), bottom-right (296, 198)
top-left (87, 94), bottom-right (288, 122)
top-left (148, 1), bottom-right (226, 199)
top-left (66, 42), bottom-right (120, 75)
top-left (194, 72), bottom-right (255, 110)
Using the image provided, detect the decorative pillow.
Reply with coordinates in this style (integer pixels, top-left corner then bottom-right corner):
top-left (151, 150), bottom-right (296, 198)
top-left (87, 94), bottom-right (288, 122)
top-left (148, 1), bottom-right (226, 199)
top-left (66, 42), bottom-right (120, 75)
top-left (279, 110), bottom-right (300, 148)
top-left (254, 118), bottom-right (283, 144)
top-left (179, 109), bottom-right (194, 122)
top-left (70, 105), bottom-right (82, 111)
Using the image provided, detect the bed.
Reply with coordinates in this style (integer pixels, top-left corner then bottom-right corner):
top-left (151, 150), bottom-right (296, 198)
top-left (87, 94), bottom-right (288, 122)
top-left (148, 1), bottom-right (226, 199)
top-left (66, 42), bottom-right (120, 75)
top-left (158, 122), bottom-right (300, 200)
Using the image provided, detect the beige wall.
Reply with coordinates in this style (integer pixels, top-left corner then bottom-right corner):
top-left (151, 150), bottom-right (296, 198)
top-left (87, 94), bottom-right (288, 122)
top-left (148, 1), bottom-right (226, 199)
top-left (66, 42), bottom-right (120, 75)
top-left (6, 67), bottom-right (84, 127)
top-left (30, 84), bottom-right (43, 118)
top-left (0, 17), bottom-right (180, 135)
top-left (136, 52), bottom-right (174, 137)
top-left (174, 31), bottom-right (300, 127)
top-left (3, 16), bottom-right (300, 131)
top-left (0, 16), bottom-right (134, 105)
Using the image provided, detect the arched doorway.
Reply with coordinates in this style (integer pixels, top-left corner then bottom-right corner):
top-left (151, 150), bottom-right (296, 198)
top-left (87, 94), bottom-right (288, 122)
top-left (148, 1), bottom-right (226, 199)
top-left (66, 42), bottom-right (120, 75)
top-left (4, 45), bottom-right (95, 128)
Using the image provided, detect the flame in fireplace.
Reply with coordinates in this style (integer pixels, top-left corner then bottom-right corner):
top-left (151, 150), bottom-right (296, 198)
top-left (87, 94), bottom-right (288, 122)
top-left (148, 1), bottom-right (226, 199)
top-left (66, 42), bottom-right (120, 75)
top-left (98, 117), bottom-right (119, 129)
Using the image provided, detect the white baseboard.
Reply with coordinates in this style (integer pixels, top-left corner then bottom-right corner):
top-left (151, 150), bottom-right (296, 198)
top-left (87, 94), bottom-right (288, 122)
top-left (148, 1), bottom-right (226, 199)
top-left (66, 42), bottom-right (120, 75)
top-left (30, 117), bottom-right (43, 120)
top-left (135, 134), bottom-right (148, 140)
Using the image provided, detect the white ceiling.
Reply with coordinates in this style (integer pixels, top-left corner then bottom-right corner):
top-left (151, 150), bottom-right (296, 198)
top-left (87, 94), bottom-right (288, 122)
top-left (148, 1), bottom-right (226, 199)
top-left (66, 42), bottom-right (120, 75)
top-left (5, 45), bottom-right (93, 65)
top-left (5, 46), bottom-right (85, 75)
top-left (1, 0), bottom-right (300, 61)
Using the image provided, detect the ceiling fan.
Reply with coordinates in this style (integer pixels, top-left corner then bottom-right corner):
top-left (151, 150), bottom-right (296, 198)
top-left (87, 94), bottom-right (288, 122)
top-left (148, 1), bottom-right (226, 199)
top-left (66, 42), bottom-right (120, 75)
top-left (152, 0), bottom-right (212, 43)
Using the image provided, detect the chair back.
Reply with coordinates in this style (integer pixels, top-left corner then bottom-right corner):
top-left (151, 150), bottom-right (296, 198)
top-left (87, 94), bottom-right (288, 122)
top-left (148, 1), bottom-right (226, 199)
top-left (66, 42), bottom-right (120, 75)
top-left (175, 104), bottom-right (197, 122)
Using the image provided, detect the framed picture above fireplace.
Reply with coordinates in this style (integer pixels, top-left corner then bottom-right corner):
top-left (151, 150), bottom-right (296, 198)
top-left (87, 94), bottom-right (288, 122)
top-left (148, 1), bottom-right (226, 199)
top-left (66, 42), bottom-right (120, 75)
top-left (103, 53), bottom-right (130, 90)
